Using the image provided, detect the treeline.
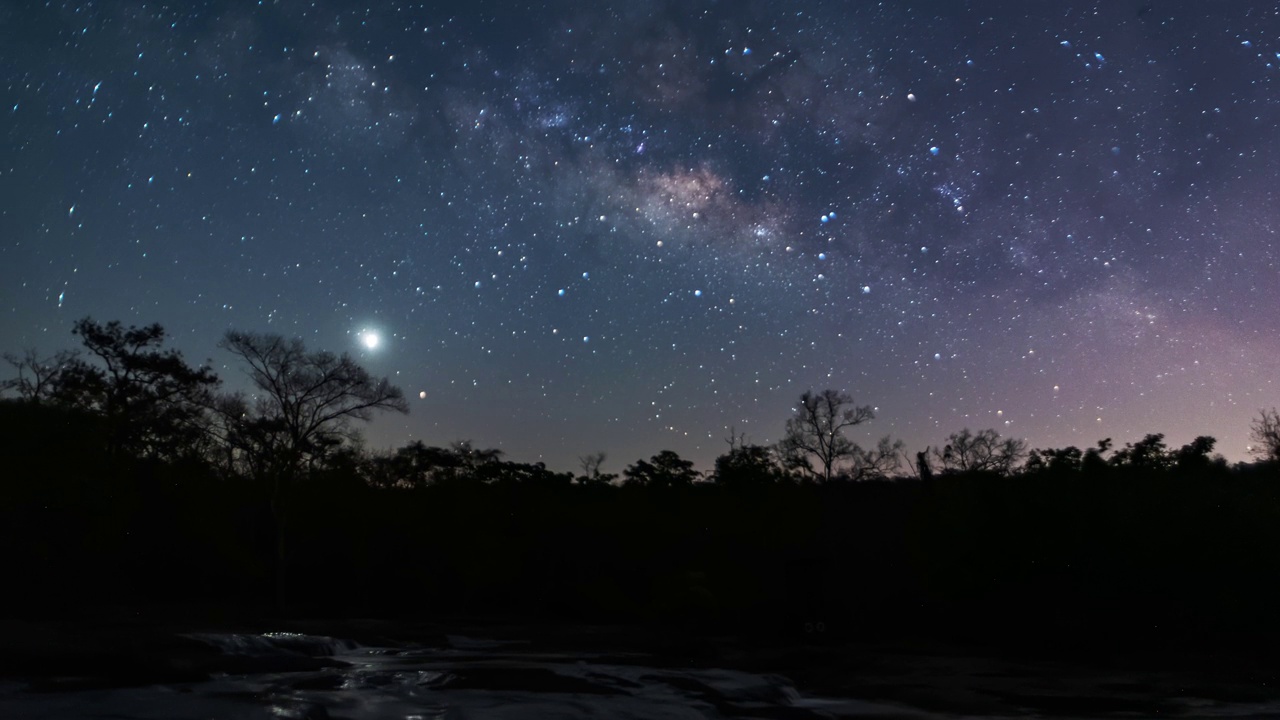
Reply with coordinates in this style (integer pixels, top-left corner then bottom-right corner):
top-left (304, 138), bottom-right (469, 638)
top-left (4, 319), bottom-right (1280, 655)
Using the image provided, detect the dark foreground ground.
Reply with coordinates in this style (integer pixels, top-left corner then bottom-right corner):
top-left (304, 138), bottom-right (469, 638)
top-left (4, 606), bottom-right (1280, 718)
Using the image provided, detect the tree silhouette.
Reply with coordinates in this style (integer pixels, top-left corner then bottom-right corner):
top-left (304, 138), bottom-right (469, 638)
top-left (713, 443), bottom-right (784, 487)
top-left (450, 439), bottom-right (504, 468)
top-left (1027, 445), bottom-right (1083, 473)
top-left (54, 318), bottom-right (219, 460)
top-left (915, 450), bottom-right (934, 483)
top-left (368, 440), bottom-right (465, 489)
top-left (779, 389), bottom-right (875, 482)
top-left (1251, 409), bottom-right (1280, 463)
top-left (217, 331), bottom-right (409, 486)
top-left (842, 435), bottom-right (905, 481)
top-left (624, 450), bottom-right (700, 488)
top-left (933, 428), bottom-right (1027, 475)
top-left (1110, 433), bottom-right (1173, 471)
top-left (1082, 437), bottom-right (1112, 474)
top-left (578, 451), bottom-right (607, 480)
top-left (1174, 436), bottom-right (1219, 471)
top-left (1, 348), bottom-right (79, 403)
top-left (217, 330), bottom-right (408, 610)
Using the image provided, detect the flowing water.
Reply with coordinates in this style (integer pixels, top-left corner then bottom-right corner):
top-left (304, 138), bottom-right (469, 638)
top-left (5, 629), bottom-right (1280, 718)
top-left (0, 631), bottom-right (926, 719)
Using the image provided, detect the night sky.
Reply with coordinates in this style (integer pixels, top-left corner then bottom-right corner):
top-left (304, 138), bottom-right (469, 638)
top-left (3, 1), bottom-right (1279, 474)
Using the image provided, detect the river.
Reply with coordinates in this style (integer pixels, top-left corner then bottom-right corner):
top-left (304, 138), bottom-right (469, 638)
top-left (3, 625), bottom-right (1279, 718)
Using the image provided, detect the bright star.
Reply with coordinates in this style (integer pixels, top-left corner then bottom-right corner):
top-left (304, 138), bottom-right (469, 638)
top-left (359, 330), bottom-right (381, 350)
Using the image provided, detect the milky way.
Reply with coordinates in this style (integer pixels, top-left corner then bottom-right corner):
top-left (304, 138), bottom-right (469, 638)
top-left (3, 2), bottom-right (1278, 472)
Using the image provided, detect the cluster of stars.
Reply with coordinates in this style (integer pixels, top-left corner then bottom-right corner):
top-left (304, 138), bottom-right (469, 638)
top-left (1, 2), bottom-right (1278, 470)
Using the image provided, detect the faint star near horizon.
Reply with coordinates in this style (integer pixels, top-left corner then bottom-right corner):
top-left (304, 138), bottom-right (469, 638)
top-left (1, 1), bottom-right (1278, 472)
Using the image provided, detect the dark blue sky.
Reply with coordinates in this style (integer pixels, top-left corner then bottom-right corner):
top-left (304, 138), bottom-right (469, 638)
top-left (3, 1), bottom-right (1278, 473)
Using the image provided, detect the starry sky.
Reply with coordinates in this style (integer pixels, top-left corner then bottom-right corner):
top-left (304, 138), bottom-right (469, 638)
top-left (3, 1), bottom-right (1279, 474)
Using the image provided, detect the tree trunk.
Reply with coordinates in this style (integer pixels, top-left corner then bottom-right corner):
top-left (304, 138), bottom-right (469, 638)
top-left (273, 505), bottom-right (288, 615)
top-left (269, 471), bottom-right (291, 616)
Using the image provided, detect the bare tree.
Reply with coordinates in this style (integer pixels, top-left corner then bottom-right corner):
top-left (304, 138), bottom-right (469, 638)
top-left (1, 348), bottom-right (78, 402)
top-left (933, 428), bottom-right (1027, 475)
top-left (217, 331), bottom-right (409, 485)
top-left (207, 391), bottom-right (286, 480)
top-left (578, 451), bottom-right (607, 478)
top-left (217, 330), bottom-right (408, 610)
top-left (779, 389), bottom-right (875, 482)
top-left (1251, 408), bottom-right (1280, 463)
top-left (725, 426), bottom-right (751, 451)
top-left (846, 436), bottom-right (906, 481)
